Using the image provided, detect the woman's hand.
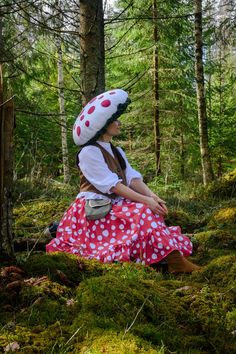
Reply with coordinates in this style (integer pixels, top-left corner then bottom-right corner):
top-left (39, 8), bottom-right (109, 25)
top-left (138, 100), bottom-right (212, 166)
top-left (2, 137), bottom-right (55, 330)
top-left (111, 183), bottom-right (168, 216)
top-left (145, 197), bottom-right (168, 216)
top-left (149, 194), bottom-right (168, 215)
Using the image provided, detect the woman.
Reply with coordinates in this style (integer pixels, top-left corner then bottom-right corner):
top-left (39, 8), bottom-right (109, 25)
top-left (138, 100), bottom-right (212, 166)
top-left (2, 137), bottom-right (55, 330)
top-left (46, 89), bottom-right (200, 273)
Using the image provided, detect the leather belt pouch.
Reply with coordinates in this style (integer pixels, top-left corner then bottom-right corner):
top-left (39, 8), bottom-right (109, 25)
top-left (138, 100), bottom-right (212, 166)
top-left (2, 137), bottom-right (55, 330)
top-left (85, 199), bottom-right (112, 220)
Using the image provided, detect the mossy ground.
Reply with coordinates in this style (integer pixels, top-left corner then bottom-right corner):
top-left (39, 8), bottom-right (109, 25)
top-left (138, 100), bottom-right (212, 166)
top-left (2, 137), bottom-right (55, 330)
top-left (1, 171), bottom-right (236, 353)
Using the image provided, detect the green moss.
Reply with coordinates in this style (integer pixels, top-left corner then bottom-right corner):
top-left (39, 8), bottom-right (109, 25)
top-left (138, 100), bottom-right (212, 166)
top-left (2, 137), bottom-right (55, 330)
top-left (165, 209), bottom-right (197, 232)
top-left (0, 322), bottom-right (70, 354)
top-left (19, 252), bottom-right (105, 284)
top-left (3, 181), bottom-right (236, 353)
top-left (74, 331), bottom-right (164, 354)
top-left (194, 229), bottom-right (236, 250)
top-left (75, 274), bottom-right (183, 326)
top-left (19, 253), bottom-right (165, 288)
top-left (72, 274), bottom-right (187, 351)
top-left (190, 248), bottom-right (234, 266)
top-left (1, 258), bottom-right (235, 353)
top-left (13, 200), bottom-right (69, 238)
top-left (191, 254), bottom-right (236, 286)
top-left (103, 261), bottom-right (164, 282)
top-left (19, 278), bottom-right (71, 305)
top-left (183, 286), bottom-right (235, 352)
top-left (226, 309), bottom-right (236, 332)
top-left (207, 206), bottom-right (236, 230)
top-left (18, 298), bottom-right (74, 327)
top-left (203, 168), bottom-right (236, 199)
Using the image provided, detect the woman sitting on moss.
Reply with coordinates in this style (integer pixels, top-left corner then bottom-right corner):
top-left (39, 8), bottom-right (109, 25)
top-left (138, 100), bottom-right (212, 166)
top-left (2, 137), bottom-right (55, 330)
top-left (46, 89), bottom-right (200, 273)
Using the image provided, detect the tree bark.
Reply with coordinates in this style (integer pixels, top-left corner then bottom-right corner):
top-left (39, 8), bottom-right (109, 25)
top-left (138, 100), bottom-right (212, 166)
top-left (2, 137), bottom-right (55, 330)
top-left (53, 0), bottom-right (70, 183)
top-left (152, 0), bottom-right (161, 175)
top-left (79, 0), bottom-right (105, 105)
top-left (57, 44), bottom-right (70, 183)
top-left (0, 9), bottom-right (14, 259)
top-left (179, 99), bottom-right (185, 179)
top-left (194, 0), bottom-right (214, 184)
top-left (0, 92), bottom-right (15, 259)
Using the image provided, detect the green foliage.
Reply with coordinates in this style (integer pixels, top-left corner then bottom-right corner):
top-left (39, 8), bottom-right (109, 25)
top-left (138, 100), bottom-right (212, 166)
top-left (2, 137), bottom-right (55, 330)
top-left (13, 177), bottom-right (78, 203)
top-left (1, 0), bottom-right (235, 185)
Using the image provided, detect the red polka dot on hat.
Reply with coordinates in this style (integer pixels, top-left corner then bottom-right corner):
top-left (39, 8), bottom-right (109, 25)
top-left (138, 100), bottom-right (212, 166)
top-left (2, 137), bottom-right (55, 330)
top-left (76, 126), bottom-right (81, 136)
top-left (101, 100), bottom-right (111, 107)
top-left (88, 106), bottom-right (95, 114)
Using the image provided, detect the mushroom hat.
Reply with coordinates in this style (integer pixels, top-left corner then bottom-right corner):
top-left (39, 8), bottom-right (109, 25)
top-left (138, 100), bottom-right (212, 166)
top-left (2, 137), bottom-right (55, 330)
top-left (73, 89), bottom-right (130, 146)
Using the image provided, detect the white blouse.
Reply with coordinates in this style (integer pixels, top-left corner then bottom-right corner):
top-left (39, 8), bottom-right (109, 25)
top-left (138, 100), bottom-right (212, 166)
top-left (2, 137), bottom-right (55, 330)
top-left (76, 141), bottom-right (142, 200)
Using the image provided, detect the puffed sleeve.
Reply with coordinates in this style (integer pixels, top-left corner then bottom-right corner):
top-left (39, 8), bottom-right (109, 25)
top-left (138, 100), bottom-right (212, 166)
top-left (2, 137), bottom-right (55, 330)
top-left (78, 146), bottom-right (122, 194)
top-left (117, 147), bottom-right (143, 186)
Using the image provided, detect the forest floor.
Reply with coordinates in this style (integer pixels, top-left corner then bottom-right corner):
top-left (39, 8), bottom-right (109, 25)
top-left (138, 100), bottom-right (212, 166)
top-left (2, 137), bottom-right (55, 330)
top-left (0, 170), bottom-right (236, 353)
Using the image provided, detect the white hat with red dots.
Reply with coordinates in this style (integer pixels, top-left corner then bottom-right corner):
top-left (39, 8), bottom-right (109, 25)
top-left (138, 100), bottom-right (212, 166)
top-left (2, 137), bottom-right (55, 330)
top-left (73, 88), bottom-right (130, 146)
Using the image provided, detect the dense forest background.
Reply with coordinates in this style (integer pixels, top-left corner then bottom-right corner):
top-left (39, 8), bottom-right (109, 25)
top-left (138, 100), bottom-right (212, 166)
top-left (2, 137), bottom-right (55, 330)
top-left (2, 0), bottom-right (236, 194)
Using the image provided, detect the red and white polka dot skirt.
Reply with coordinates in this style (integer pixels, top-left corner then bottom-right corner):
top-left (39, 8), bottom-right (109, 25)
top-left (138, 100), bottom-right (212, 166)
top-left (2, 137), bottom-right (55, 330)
top-left (46, 198), bottom-right (193, 265)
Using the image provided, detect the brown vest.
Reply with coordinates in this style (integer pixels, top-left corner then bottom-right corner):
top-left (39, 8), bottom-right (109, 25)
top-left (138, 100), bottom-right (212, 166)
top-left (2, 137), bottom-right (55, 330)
top-left (78, 143), bottom-right (127, 199)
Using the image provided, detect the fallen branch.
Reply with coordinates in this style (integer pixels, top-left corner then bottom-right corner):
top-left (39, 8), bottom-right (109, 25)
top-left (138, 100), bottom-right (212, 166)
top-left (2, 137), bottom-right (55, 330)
top-left (13, 236), bottom-right (51, 252)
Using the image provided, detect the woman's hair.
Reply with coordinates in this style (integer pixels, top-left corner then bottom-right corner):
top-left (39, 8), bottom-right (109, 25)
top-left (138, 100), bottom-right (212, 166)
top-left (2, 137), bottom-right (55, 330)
top-left (76, 143), bottom-right (126, 170)
top-left (110, 143), bottom-right (126, 170)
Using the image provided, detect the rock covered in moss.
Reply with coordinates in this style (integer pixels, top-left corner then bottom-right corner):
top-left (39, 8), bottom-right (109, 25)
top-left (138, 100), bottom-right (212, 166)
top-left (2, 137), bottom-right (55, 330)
top-left (72, 273), bottom-right (192, 352)
top-left (178, 284), bottom-right (236, 353)
top-left (191, 254), bottom-right (236, 287)
top-left (194, 229), bottom-right (236, 250)
top-left (207, 206), bottom-right (236, 229)
top-left (19, 252), bottom-right (105, 285)
top-left (77, 331), bottom-right (163, 354)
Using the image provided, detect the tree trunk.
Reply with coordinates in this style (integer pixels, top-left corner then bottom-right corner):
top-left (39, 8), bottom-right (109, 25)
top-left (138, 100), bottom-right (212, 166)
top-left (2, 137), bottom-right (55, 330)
top-left (0, 9), bottom-right (14, 259)
top-left (79, 0), bottom-right (105, 105)
top-left (194, 0), bottom-right (214, 185)
top-left (0, 85), bottom-right (15, 259)
top-left (152, 0), bottom-right (161, 175)
top-left (57, 44), bottom-right (70, 183)
top-left (180, 121), bottom-right (185, 179)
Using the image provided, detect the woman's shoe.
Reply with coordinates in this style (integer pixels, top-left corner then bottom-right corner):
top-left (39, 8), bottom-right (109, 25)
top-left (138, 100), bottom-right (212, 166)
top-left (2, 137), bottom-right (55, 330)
top-left (165, 250), bottom-right (201, 274)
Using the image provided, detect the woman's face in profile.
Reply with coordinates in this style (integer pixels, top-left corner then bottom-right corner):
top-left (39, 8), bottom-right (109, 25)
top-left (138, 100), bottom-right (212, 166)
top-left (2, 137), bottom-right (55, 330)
top-left (106, 120), bottom-right (121, 137)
